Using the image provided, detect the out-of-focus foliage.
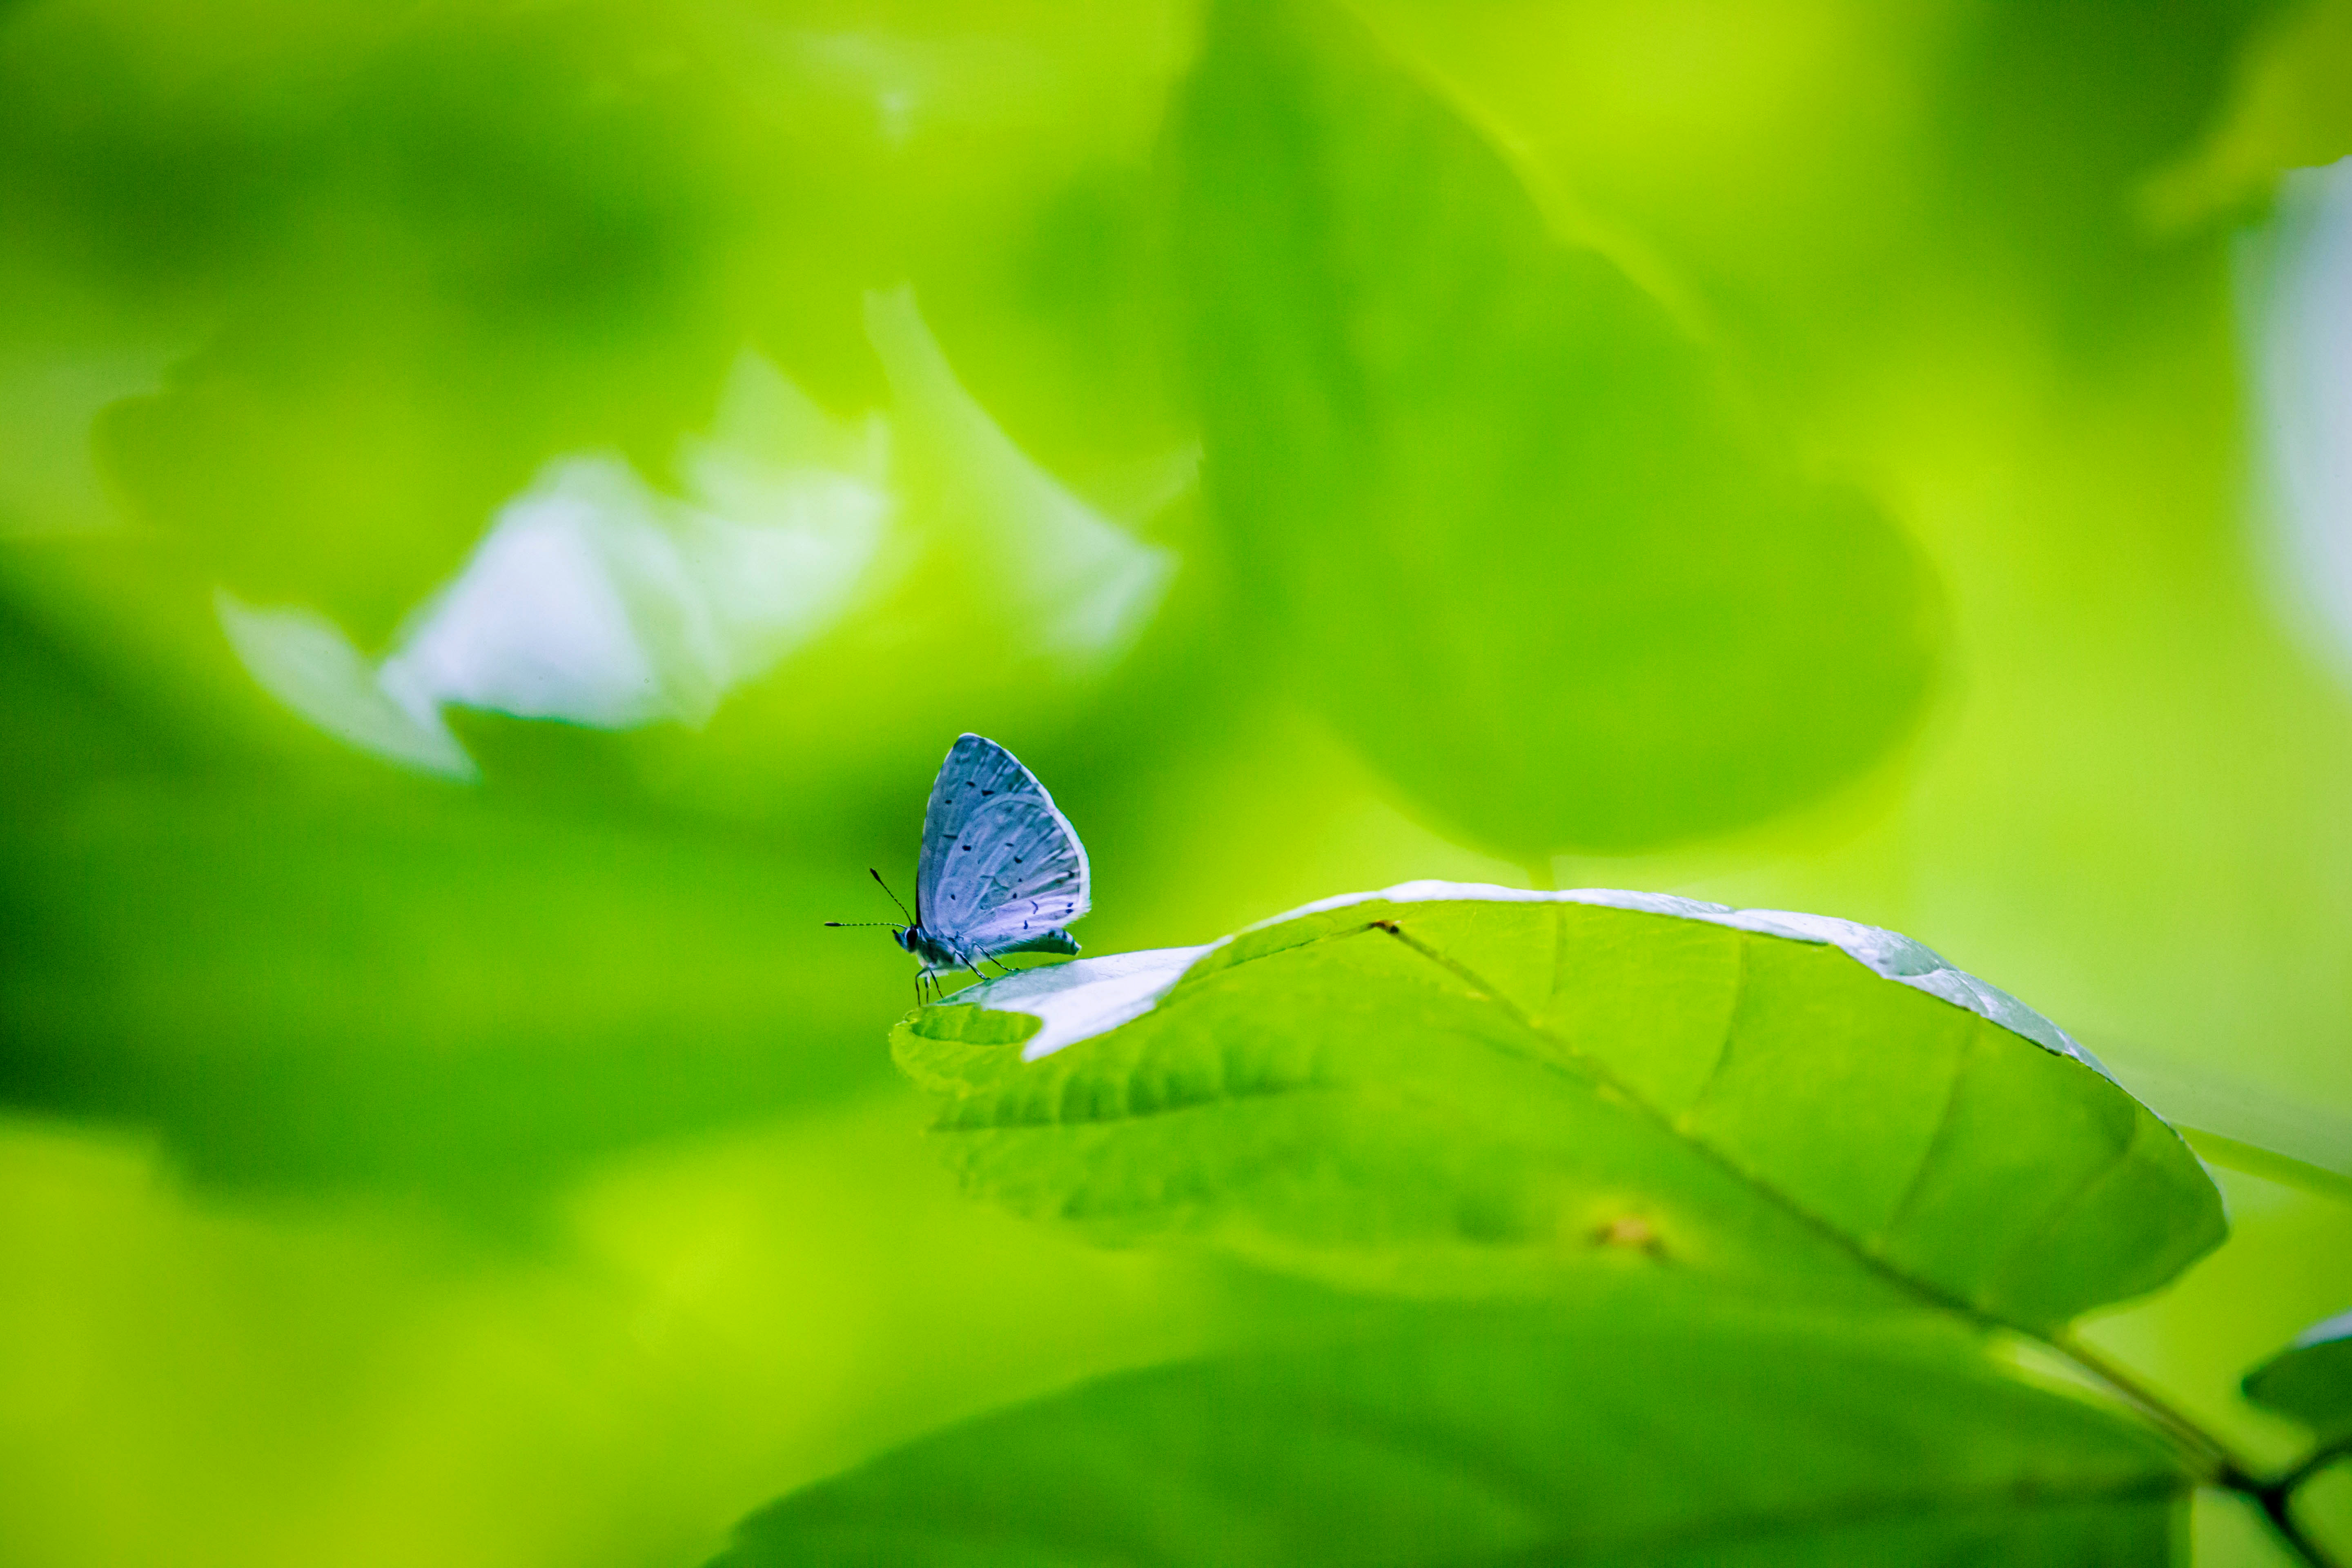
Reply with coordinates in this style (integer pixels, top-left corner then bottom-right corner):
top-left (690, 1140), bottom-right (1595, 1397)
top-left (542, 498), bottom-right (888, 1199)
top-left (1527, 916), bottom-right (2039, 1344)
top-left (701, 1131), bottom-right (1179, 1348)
top-left (1, 771), bottom-right (904, 1199)
top-left (8, 0), bottom-right (2352, 1561)
top-left (722, 1304), bottom-right (2184, 1567)
top-left (2245, 1312), bottom-right (2352, 1442)
top-left (1175, 0), bottom-right (1939, 857)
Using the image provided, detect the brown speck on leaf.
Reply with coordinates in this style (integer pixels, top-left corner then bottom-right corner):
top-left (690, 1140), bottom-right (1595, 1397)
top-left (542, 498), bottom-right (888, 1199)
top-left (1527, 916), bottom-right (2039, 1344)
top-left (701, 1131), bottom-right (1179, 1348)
top-left (1594, 1215), bottom-right (1665, 1257)
top-left (1370, 919), bottom-right (1401, 934)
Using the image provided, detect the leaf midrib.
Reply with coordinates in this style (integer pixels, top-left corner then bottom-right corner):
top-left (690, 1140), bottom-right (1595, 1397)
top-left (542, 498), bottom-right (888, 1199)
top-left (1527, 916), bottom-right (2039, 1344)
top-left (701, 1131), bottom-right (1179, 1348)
top-left (1363, 916), bottom-right (2066, 1341)
top-left (1348, 912), bottom-right (2240, 1478)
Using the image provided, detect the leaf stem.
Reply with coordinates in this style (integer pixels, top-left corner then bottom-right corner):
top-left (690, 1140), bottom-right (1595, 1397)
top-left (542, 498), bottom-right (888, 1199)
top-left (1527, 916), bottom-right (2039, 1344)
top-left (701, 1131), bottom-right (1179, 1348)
top-left (2050, 1337), bottom-right (2352, 1568)
top-left (2177, 1127), bottom-right (2352, 1206)
top-left (2234, 1457), bottom-right (2347, 1568)
top-left (2275, 1436), bottom-right (2352, 1497)
top-left (2050, 1333), bottom-right (2235, 1479)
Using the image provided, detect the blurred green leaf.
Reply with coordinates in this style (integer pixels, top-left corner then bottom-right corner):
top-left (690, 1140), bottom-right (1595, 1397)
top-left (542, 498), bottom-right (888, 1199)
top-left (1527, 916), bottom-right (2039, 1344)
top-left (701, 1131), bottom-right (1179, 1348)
top-left (0, 777), bottom-right (908, 1206)
top-left (1933, 0), bottom-right (2282, 305)
top-left (1348, 0), bottom-right (2280, 388)
top-left (895, 892), bottom-right (2222, 1331)
top-left (2245, 1311), bottom-right (2352, 1443)
top-left (717, 1302), bottom-right (2185, 1567)
top-left (1170, 0), bottom-right (1940, 858)
top-left (11, 7), bottom-right (748, 642)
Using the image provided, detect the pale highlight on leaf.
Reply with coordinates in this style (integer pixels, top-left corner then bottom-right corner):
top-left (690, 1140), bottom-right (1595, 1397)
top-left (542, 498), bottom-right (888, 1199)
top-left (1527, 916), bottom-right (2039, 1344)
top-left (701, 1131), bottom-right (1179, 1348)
top-left (1243, 882), bottom-right (2109, 1078)
top-left (956, 947), bottom-right (1215, 1062)
top-left (964, 882), bottom-right (2105, 1076)
top-left (218, 354), bottom-right (892, 771)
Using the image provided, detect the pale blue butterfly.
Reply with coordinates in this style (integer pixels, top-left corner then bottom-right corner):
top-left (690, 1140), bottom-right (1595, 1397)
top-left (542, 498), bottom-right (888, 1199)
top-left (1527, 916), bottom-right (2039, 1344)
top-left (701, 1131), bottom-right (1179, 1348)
top-left (831, 734), bottom-right (1088, 998)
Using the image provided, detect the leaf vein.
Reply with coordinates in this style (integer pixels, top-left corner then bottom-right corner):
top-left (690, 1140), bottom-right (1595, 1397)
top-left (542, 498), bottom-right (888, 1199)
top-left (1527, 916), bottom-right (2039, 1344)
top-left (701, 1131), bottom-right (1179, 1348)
top-left (1872, 1025), bottom-right (1981, 1248)
top-left (1675, 932), bottom-right (1751, 1123)
top-left (1367, 921), bottom-right (2008, 1333)
top-left (1978, 1112), bottom-right (2147, 1314)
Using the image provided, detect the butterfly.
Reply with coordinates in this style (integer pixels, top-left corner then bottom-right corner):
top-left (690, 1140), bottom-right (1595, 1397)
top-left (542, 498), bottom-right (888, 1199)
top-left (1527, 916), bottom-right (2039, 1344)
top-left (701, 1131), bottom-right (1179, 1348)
top-left (831, 733), bottom-right (1089, 999)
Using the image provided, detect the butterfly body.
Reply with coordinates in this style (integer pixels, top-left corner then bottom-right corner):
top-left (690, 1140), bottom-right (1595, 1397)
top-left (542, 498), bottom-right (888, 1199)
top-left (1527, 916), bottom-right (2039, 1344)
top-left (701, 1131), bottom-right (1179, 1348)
top-left (874, 733), bottom-right (1089, 992)
top-left (893, 920), bottom-right (1078, 973)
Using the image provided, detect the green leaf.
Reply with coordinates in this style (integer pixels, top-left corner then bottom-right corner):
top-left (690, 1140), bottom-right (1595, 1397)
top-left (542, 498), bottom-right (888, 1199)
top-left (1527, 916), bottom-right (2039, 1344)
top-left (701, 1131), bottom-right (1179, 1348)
top-left (894, 887), bottom-right (2224, 1333)
top-left (715, 1301), bottom-right (2185, 1568)
top-left (1170, 0), bottom-right (1940, 857)
top-left (2245, 1310), bottom-right (2352, 1442)
top-left (0, 780), bottom-right (907, 1207)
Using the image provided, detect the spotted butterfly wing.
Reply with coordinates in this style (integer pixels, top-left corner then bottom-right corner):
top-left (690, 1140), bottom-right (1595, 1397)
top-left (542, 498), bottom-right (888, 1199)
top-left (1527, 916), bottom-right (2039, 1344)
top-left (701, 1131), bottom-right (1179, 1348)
top-left (915, 734), bottom-right (1089, 957)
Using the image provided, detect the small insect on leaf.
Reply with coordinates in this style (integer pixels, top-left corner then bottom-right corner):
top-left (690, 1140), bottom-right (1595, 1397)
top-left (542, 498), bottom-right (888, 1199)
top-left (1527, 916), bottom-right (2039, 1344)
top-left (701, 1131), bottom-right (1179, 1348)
top-left (852, 734), bottom-right (1093, 992)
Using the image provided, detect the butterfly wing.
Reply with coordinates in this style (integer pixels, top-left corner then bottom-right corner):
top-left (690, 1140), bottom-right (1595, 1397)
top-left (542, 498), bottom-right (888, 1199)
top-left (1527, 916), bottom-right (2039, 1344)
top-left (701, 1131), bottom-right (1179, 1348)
top-left (915, 734), bottom-right (1036, 920)
top-left (916, 733), bottom-right (1089, 955)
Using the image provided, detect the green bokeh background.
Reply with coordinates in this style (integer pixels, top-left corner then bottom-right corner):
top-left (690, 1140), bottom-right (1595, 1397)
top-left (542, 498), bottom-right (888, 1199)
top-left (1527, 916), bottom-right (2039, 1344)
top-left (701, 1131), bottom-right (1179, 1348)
top-left (4, 0), bottom-right (2352, 1562)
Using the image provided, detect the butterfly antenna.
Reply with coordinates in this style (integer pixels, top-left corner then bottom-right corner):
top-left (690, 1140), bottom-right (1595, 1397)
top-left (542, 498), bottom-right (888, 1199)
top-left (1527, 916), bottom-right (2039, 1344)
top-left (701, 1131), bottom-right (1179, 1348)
top-left (869, 867), bottom-right (916, 926)
top-left (824, 921), bottom-right (900, 928)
